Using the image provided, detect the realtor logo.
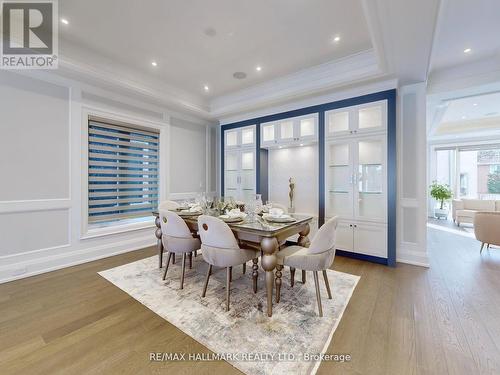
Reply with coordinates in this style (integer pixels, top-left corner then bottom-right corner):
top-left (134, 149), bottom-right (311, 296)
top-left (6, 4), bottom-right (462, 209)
top-left (1, 0), bottom-right (58, 69)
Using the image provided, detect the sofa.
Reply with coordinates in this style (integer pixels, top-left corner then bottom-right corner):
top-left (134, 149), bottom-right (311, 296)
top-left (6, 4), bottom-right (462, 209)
top-left (452, 199), bottom-right (500, 226)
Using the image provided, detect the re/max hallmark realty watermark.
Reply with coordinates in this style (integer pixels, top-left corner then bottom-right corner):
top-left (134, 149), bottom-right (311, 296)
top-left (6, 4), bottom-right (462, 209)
top-left (1, 0), bottom-right (58, 69)
top-left (149, 352), bottom-right (352, 363)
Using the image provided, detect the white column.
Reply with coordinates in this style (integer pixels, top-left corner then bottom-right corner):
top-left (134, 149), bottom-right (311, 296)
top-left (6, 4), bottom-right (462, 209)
top-left (397, 83), bottom-right (429, 267)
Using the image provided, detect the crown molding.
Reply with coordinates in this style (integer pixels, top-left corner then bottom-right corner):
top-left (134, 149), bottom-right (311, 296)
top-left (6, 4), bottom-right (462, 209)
top-left (218, 77), bottom-right (397, 125)
top-left (209, 49), bottom-right (382, 118)
top-left (56, 55), bottom-right (213, 120)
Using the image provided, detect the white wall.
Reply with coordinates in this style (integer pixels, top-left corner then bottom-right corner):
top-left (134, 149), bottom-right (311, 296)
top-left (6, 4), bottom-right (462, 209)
top-left (397, 83), bottom-right (429, 266)
top-left (268, 145), bottom-right (318, 215)
top-left (0, 70), bottom-right (214, 283)
top-left (169, 117), bottom-right (207, 196)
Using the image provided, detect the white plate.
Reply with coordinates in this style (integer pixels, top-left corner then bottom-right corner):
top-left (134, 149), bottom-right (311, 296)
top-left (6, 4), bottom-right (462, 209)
top-left (219, 215), bottom-right (244, 223)
top-left (179, 210), bottom-right (202, 216)
top-left (263, 214), bottom-right (296, 223)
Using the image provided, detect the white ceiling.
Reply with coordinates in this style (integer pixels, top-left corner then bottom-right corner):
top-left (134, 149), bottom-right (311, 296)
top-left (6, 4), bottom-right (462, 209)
top-left (59, 0), bottom-right (372, 99)
top-left (442, 92), bottom-right (500, 123)
top-left (430, 0), bottom-right (500, 73)
top-left (55, 0), bottom-right (500, 121)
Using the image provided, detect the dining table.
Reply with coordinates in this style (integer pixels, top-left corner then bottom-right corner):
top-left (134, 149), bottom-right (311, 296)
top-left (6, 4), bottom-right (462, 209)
top-left (153, 209), bottom-right (313, 317)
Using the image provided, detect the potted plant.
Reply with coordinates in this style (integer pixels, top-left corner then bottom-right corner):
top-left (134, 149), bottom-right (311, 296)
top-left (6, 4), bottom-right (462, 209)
top-left (429, 181), bottom-right (453, 219)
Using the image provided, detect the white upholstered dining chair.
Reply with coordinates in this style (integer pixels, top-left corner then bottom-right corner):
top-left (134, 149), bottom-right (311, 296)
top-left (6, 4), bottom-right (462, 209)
top-left (197, 215), bottom-right (260, 311)
top-left (276, 216), bottom-right (338, 317)
top-left (159, 209), bottom-right (201, 289)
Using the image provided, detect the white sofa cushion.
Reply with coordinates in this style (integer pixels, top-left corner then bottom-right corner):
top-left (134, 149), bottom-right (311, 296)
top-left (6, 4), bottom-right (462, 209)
top-left (462, 199), bottom-right (496, 211)
top-left (456, 209), bottom-right (477, 218)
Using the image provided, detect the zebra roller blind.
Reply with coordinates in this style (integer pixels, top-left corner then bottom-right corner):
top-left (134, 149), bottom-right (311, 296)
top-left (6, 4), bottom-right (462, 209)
top-left (88, 116), bottom-right (160, 224)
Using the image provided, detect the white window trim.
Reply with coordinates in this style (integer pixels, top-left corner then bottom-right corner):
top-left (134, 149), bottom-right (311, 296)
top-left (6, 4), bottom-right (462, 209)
top-left (80, 106), bottom-right (169, 239)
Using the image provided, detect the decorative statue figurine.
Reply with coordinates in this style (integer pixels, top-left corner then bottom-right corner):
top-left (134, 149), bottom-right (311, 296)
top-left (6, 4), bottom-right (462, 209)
top-left (288, 177), bottom-right (295, 213)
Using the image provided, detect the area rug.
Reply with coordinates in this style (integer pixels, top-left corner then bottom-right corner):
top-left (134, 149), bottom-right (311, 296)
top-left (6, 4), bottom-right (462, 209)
top-left (99, 254), bottom-right (359, 375)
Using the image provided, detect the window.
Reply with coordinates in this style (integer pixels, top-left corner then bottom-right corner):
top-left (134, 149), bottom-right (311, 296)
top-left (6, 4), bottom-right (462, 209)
top-left (88, 116), bottom-right (160, 225)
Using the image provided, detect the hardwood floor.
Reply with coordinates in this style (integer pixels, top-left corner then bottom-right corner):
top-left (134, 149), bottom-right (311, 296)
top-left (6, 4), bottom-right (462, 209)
top-left (1, 227), bottom-right (499, 374)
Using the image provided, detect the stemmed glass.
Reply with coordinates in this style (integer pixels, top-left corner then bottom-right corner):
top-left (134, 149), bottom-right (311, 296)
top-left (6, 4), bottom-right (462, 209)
top-left (265, 200), bottom-right (273, 212)
top-left (205, 194), bottom-right (214, 213)
top-left (245, 198), bottom-right (256, 223)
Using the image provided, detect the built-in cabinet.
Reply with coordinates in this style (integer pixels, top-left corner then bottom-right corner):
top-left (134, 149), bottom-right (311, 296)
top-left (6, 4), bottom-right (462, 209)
top-left (224, 125), bottom-right (257, 200)
top-left (221, 91), bottom-right (395, 265)
top-left (325, 100), bottom-right (388, 259)
top-left (261, 114), bottom-right (318, 148)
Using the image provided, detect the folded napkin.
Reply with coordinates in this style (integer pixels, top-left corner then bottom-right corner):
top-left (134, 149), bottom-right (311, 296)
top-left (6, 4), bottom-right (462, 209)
top-left (227, 208), bottom-right (245, 218)
top-left (189, 204), bottom-right (202, 212)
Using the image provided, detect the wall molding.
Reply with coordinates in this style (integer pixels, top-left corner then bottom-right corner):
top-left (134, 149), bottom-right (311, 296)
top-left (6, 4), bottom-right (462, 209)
top-left (0, 234), bottom-right (155, 284)
top-left (0, 198), bottom-right (71, 214)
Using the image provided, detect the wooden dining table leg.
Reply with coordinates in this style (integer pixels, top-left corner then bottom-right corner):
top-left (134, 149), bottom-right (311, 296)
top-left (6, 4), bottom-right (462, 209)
top-left (155, 217), bottom-right (163, 269)
top-left (275, 265), bottom-right (283, 303)
top-left (261, 237), bottom-right (279, 317)
top-left (298, 225), bottom-right (311, 284)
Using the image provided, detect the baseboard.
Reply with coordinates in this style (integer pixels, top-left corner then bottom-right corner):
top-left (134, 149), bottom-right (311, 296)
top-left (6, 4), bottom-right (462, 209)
top-left (396, 244), bottom-right (430, 267)
top-left (0, 235), bottom-right (155, 284)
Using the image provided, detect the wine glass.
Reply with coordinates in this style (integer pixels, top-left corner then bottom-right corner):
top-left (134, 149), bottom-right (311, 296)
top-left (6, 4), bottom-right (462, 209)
top-left (205, 194), bottom-right (214, 213)
top-left (265, 200), bottom-right (273, 212)
top-left (245, 198), bottom-right (256, 223)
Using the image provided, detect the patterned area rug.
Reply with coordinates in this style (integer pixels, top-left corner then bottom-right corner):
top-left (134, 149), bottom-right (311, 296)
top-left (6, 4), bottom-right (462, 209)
top-left (99, 254), bottom-right (359, 375)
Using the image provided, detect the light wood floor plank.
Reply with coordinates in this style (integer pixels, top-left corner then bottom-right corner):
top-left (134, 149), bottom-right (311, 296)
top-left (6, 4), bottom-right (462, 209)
top-left (1, 227), bottom-right (500, 374)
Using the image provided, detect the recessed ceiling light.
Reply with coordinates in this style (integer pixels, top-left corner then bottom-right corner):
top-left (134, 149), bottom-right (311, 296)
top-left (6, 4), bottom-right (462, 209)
top-left (256, 66), bottom-right (262, 72)
top-left (461, 116), bottom-right (467, 119)
top-left (473, 103), bottom-right (478, 106)
top-left (279, 146), bottom-right (283, 149)
top-left (463, 48), bottom-right (472, 53)
top-left (61, 18), bottom-right (69, 25)
top-left (300, 144), bottom-right (304, 146)
top-left (333, 36), bottom-right (341, 43)
top-left (151, 61), bottom-right (157, 67)
top-left (203, 85), bottom-right (209, 92)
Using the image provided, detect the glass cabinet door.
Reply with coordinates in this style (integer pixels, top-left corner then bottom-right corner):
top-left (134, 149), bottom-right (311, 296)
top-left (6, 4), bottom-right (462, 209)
top-left (326, 142), bottom-right (354, 218)
top-left (326, 109), bottom-right (350, 136)
top-left (278, 120), bottom-right (294, 142)
top-left (297, 116), bottom-right (317, 141)
top-left (225, 130), bottom-right (239, 149)
top-left (356, 138), bottom-right (386, 220)
top-left (224, 151), bottom-right (240, 198)
top-left (240, 150), bottom-right (256, 201)
top-left (357, 101), bottom-right (386, 133)
top-left (261, 122), bottom-right (276, 146)
top-left (241, 126), bottom-right (255, 147)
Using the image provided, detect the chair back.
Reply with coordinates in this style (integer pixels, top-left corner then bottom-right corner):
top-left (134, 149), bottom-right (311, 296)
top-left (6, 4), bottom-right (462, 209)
top-left (474, 211), bottom-right (500, 246)
top-left (158, 200), bottom-right (180, 211)
top-left (198, 215), bottom-right (239, 249)
top-left (308, 216), bottom-right (338, 254)
top-left (159, 209), bottom-right (192, 238)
